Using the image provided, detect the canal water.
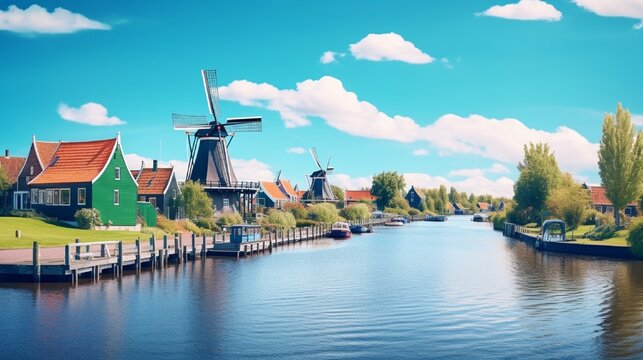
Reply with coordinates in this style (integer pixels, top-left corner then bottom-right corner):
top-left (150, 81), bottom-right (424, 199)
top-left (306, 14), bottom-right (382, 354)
top-left (1, 216), bottom-right (642, 359)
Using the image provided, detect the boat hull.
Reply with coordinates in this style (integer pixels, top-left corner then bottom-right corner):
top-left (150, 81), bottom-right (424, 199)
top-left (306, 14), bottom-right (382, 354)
top-left (384, 222), bottom-right (404, 226)
top-left (328, 229), bottom-right (352, 239)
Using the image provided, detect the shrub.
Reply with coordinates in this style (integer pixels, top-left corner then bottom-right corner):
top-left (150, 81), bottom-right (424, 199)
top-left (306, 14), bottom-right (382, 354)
top-left (583, 224), bottom-right (617, 240)
top-left (339, 203), bottom-right (371, 221)
top-left (506, 207), bottom-right (530, 225)
top-left (296, 219), bottom-right (318, 227)
top-left (74, 208), bottom-right (102, 229)
top-left (408, 208), bottom-right (421, 216)
top-left (283, 202), bottom-right (308, 219)
top-left (490, 212), bottom-right (506, 231)
top-left (194, 217), bottom-right (221, 232)
top-left (178, 219), bottom-right (203, 235)
top-left (627, 217), bottom-right (643, 257)
top-left (157, 215), bottom-right (181, 234)
top-left (384, 207), bottom-right (409, 215)
top-left (264, 209), bottom-right (296, 229)
top-left (216, 212), bottom-right (243, 228)
top-left (307, 203), bottom-right (340, 224)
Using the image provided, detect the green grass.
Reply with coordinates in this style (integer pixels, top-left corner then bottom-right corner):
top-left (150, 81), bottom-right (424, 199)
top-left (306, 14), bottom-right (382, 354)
top-left (0, 217), bottom-right (165, 249)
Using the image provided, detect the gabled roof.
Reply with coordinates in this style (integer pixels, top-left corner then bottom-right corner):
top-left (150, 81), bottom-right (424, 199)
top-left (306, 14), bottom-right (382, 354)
top-left (29, 138), bottom-right (118, 185)
top-left (477, 202), bottom-right (490, 210)
top-left (407, 186), bottom-right (425, 199)
top-left (261, 181), bottom-right (288, 201)
top-left (0, 156), bottom-right (26, 184)
top-left (278, 179), bottom-right (298, 198)
top-left (34, 141), bottom-right (60, 168)
top-left (589, 185), bottom-right (637, 207)
top-left (131, 169), bottom-right (141, 179)
top-left (136, 167), bottom-right (174, 195)
top-left (345, 189), bottom-right (376, 202)
top-left (297, 190), bottom-right (307, 198)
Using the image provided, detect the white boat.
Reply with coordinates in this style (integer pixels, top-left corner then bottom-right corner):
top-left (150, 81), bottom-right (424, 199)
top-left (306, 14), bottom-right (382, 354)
top-left (384, 218), bottom-right (405, 226)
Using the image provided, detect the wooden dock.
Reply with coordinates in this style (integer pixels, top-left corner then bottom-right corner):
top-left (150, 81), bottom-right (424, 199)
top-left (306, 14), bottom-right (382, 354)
top-left (0, 218), bottom-right (394, 283)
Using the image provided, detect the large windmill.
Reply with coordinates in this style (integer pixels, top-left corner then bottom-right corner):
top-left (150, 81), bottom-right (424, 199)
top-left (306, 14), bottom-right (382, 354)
top-left (172, 69), bottom-right (262, 216)
top-left (303, 147), bottom-right (337, 203)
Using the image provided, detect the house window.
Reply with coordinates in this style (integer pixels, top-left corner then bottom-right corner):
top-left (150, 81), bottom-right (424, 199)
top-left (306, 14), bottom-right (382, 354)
top-left (30, 166), bottom-right (34, 176)
top-left (149, 197), bottom-right (157, 207)
top-left (31, 189), bottom-right (38, 204)
top-left (38, 190), bottom-right (45, 205)
top-left (223, 198), bottom-right (230, 208)
top-left (60, 189), bottom-right (70, 206)
top-left (46, 189), bottom-right (53, 205)
top-left (172, 189), bottom-right (177, 200)
top-left (115, 167), bottom-right (121, 180)
top-left (53, 189), bottom-right (60, 205)
top-left (139, 196), bottom-right (145, 201)
top-left (114, 190), bottom-right (120, 205)
top-left (78, 188), bottom-right (86, 205)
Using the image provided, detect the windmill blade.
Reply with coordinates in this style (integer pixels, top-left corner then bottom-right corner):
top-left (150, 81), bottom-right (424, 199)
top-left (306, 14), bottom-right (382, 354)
top-left (326, 156), bottom-right (334, 174)
top-left (223, 116), bottom-right (262, 132)
top-left (326, 156), bottom-right (331, 170)
top-left (201, 69), bottom-right (221, 122)
top-left (309, 147), bottom-right (323, 170)
top-left (172, 113), bottom-right (210, 129)
top-left (275, 170), bottom-right (281, 182)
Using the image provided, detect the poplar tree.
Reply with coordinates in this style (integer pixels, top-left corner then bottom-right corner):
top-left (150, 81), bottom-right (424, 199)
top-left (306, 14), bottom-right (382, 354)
top-left (598, 103), bottom-right (643, 228)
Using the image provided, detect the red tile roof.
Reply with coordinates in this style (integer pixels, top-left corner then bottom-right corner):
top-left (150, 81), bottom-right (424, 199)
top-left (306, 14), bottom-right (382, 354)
top-left (278, 179), bottom-right (298, 198)
top-left (136, 168), bottom-right (174, 195)
top-left (131, 169), bottom-right (141, 179)
top-left (345, 190), bottom-right (376, 202)
top-left (0, 156), bottom-right (26, 184)
top-left (297, 190), bottom-right (307, 198)
top-left (261, 181), bottom-right (288, 201)
top-left (35, 141), bottom-right (60, 168)
top-left (29, 138), bottom-right (117, 185)
top-left (589, 186), bottom-right (637, 206)
top-left (477, 202), bottom-right (490, 210)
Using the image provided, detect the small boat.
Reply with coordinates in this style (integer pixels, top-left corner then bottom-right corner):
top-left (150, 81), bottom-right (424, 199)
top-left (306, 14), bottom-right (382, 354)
top-left (472, 214), bottom-right (487, 222)
top-left (328, 222), bottom-right (352, 239)
top-left (349, 224), bottom-right (373, 234)
top-left (425, 215), bottom-right (447, 222)
top-left (384, 218), bottom-right (405, 226)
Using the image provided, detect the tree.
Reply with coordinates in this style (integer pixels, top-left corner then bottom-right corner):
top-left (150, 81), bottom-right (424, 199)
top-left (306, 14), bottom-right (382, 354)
top-left (307, 203), bottom-right (340, 223)
top-left (371, 171), bottom-right (406, 210)
top-left (264, 209), bottom-right (296, 229)
top-left (437, 185), bottom-right (449, 214)
top-left (179, 181), bottom-right (213, 219)
top-left (425, 195), bottom-right (435, 213)
top-left (340, 203), bottom-right (371, 221)
top-left (546, 174), bottom-right (590, 237)
top-left (331, 185), bottom-right (345, 208)
top-left (513, 143), bottom-right (561, 224)
top-left (448, 187), bottom-right (457, 203)
top-left (598, 103), bottom-right (643, 228)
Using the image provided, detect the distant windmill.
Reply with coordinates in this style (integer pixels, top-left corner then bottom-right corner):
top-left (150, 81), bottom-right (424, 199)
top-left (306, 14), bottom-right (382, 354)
top-left (172, 69), bottom-right (262, 215)
top-left (304, 147), bottom-right (337, 203)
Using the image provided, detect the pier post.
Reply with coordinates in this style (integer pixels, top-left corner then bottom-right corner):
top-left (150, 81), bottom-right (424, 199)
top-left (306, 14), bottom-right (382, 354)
top-left (65, 244), bottom-right (71, 267)
top-left (163, 235), bottom-right (168, 250)
top-left (75, 238), bottom-right (80, 257)
top-left (158, 249), bottom-right (164, 268)
top-left (135, 238), bottom-right (141, 273)
top-left (191, 233), bottom-right (196, 259)
top-left (117, 241), bottom-right (123, 278)
top-left (32, 241), bottom-right (40, 283)
top-left (281, 229), bottom-right (285, 244)
top-left (174, 235), bottom-right (181, 264)
top-left (101, 243), bottom-right (106, 257)
top-left (202, 234), bottom-right (207, 257)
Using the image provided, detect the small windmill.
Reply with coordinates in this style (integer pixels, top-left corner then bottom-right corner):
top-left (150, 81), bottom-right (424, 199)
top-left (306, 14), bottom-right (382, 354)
top-left (304, 147), bottom-right (337, 203)
top-left (172, 69), bottom-right (262, 214)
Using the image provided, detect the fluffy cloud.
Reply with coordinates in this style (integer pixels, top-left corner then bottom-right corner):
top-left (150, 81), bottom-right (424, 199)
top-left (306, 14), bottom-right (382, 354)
top-left (320, 51), bottom-right (344, 64)
top-left (573, 0), bottom-right (643, 29)
top-left (349, 33), bottom-right (434, 64)
top-left (125, 154), bottom-right (273, 182)
top-left (479, 0), bottom-right (562, 21)
top-left (220, 76), bottom-right (599, 174)
top-left (412, 149), bottom-right (429, 156)
top-left (0, 4), bottom-right (110, 34)
top-left (330, 172), bottom-right (514, 197)
top-left (286, 147), bottom-right (306, 154)
top-left (488, 163), bottom-right (512, 173)
top-left (449, 163), bottom-right (512, 178)
top-left (58, 102), bottom-right (124, 126)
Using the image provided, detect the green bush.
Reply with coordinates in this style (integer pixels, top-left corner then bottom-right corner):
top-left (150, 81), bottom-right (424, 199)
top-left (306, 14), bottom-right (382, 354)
top-left (384, 207), bottom-right (409, 215)
top-left (157, 215), bottom-right (181, 234)
top-left (283, 202), bottom-right (308, 220)
top-left (339, 203), bottom-right (371, 221)
top-left (307, 203), bottom-right (340, 224)
top-left (583, 224), bottom-right (617, 240)
top-left (74, 208), bottom-right (102, 229)
top-left (216, 212), bottom-right (243, 228)
top-left (408, 208), bottom-right (421, 216)
top-left (627, 217), bottom-right (643, 257)
top-left (194, 217), bottom-right (221, 232)
top-left (264, 209), bottom-right (296, 229)
top-left (490, 212), bottom-right (506, 231)
top-left (296, 219), bottom-right (319, 227)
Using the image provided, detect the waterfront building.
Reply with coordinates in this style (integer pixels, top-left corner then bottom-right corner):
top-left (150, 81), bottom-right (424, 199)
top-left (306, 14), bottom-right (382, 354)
top-left (28, 134), bottom-right (138, 226)
top-left (0, 150), bottom-right (25, 210)
top-left (345, 189), bottom-right (377, 207)
top-left (583, 184), bottom-right (638, 217)
top-left (453, 202), bottom-right (472, 215)
top-left (257, 181), bottom-right (290, 208)
top-left (404, 186), bottom-right (426, 210)
top-left (477, 202), bottom-right (490, 213)
top-left (277, 178), bottom-right (299, 202)
top-left (133, 160), bottom-right (180, 219)
top-left (14, 137), bottom-right (59, 210)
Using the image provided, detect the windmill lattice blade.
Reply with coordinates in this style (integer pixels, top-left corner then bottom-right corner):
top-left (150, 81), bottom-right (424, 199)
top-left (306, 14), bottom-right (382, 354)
top-left (310, 147), bottom-right (322, 170)
top-left (201, 70), bottom-right (220, 121)
top-left (223, 117), bottom-right (262, 132)
top-left (172, 113), bottom-right (210, 129)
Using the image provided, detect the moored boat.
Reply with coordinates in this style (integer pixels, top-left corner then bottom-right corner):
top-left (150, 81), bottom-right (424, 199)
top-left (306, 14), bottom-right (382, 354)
top-left (349, 224), bottom-right (373, 234)
top-left (328, 222), bottom-right (352, 239)
top-left (472, 213), bottom-right (487, 222)
top-left (384, 218), bottom-right (405, 226)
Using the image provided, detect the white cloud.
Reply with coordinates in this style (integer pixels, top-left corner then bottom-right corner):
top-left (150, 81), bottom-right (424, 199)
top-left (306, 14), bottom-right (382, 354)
top-left (479, 0), bottom-right (562, 21)
top-left (330, 172), bottom-right (514, 197)
top-left (488, 163), bottom-right (512, 173)
top-left (58, 102), bottom-right (124, 126)
top-left (0, 4), bottom-right (110, 34)
top-left (349, 32), bottom-right (434, 64)
top-left (412, 148), bottom-right (429, 156)
top-left (125, 154), bottom-right (273, 183)
top-left (220, 76), bottom-right (598, 173)
top-left (286, 147), bottom-right (306, 154)
top-left (632, 114), bottom-right (643, 126)
top-left (573, 0), bottom-right (643, 29)
top-left (440, 57), bottom-right (454, 69)
top-left (320, 51), bottom-right (344, 64)
top-left (448, 163), bottom-right (512, 178)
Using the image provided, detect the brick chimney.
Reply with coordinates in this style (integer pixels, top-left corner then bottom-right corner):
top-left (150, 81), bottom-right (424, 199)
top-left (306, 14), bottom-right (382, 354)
top-left (153, 160), bottom-right (158, 172)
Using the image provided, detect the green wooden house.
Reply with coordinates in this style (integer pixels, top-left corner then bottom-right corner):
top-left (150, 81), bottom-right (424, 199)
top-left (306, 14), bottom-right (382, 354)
top-left (28, 134), bottom-right (138, 227)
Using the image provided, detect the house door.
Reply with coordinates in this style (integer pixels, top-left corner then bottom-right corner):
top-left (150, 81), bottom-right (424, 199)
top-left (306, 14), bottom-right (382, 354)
top-left (13, 191), bottom-right (28, 210)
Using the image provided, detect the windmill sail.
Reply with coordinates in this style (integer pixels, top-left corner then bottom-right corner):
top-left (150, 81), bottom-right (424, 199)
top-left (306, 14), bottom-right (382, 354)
top-left (202, 70), bottom-right (220, 121)
top-left (306, 147), bottom-right (336, 202)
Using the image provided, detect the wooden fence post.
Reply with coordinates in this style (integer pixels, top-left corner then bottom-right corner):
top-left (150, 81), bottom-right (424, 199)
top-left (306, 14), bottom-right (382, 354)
top-left (191, 233), bottom-right (196, 259)
top-left (202, 234), bottom-right (207, 257)
top-left (117, 241), bottom-right (123, 278)
top-left (135, 238), bottom-right (141, 272)
top-left (32, 241), bottom-right (40, 283)
top-left (174, 235), bottom-right (180, 264)
top-left (65, 244), bottom-right (71, 267)
top-left (75, 238), bottom-right (80, 257)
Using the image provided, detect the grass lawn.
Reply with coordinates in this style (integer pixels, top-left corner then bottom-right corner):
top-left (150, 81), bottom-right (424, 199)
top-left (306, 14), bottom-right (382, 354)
top-left (516, 223), bottom-right (630, 247)
top-left (0, 217), bottom-right (165, 249)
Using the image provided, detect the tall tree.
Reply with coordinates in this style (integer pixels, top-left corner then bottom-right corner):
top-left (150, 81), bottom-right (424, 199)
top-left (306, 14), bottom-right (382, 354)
top-left (513, 143), bottom-right (561, 224)
top-left (371, 171), bottom-right (406, 210)
top-left (437, 185), bottom-right (449, 214)
top-left (598, 103), bottom-right (643, 228)
top-left (179, 181), bottom-right (214, 219)
top-left (546, 173), bottom-right (590, 237)
top-left (448, 187), bottom-right (458, 203)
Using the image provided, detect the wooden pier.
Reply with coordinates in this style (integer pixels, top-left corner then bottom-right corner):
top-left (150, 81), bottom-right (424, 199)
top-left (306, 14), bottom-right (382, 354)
top-left (0, 218), bottom-right (392, 283)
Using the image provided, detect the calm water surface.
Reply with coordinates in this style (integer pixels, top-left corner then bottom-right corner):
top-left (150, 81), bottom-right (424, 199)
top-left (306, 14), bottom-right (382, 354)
top-left (1, 216), bottom-right (643, 359)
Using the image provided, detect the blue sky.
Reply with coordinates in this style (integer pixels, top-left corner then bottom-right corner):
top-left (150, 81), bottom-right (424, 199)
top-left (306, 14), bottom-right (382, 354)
top-left (1, 0), bottom-right (642, 197)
